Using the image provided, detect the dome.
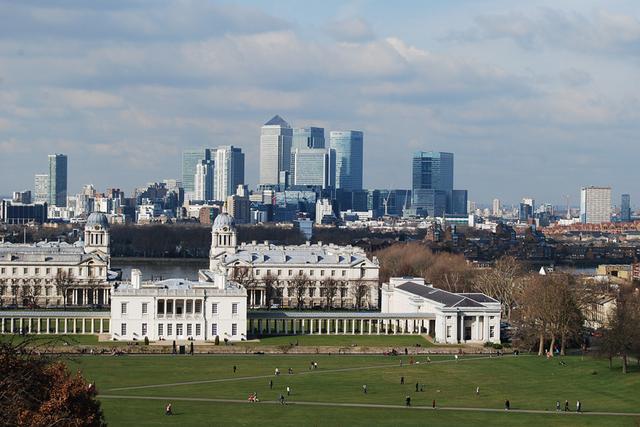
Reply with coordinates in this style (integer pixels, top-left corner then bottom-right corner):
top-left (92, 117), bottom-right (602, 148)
top-left (86, 212), bottom-right (109, 229)
top-left (212, 212), bottom-right (235, 230)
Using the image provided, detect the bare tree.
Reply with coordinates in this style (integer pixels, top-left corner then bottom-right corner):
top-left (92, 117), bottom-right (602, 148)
top-left (19, 281), bottom-right (42, 308)
top-left (232, 266), bottom-right (257, 306)
top-left (53, 270), bottom-right (75, 310)
top-left (600, 291), bottom-right (640, 373)
top-left (290, 274), bottom-right (311, 310)
top-left (262, 273), bottom-right (280, 309)
top-left (320, 277), bottom-right (339, 310)
top-left (352, 279), bottom-right (370, 310)
top-left (473, 256), bottom-right (526, 321)
top-left (10, 283), bottom-right (19, 306)
top-left (0, 278), bottom-right (8, 308)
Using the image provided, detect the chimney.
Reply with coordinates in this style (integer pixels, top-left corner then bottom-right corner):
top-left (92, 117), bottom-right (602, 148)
top-left (131, 269), bottom-right (141, 289)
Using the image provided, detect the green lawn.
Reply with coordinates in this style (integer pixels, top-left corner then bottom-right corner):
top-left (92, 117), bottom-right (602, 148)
top-left (238, 334), bottom-right (434, 347)
top-left (66, 354), bottom-right (640, 426)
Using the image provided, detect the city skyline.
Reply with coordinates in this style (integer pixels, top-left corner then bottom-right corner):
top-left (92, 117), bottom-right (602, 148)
top-left (1, 1), bottom-right (639, 205)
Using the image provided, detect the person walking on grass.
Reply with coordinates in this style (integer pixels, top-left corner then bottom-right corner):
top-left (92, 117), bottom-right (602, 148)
top-left (363, 384), bottom-right (367, 394)
top-left (556, 400), bottom-right (560, 412)
top-left (400, 376), bottom-right (404, 385)
top-left (577, 400), bottom-right (581, 413)
top-left (279, 394), bottom-right (285, 405)
top-left (476, 386), bottom-right (480, 396)
top-left (165, 403), bottom-right (172, 416)
top-left (405, 396), bottom-right (411, 406)
top-left (275, 367), bottom-right (280, 376)
top-left (504, 400), bottom-right (510, 411)
top-left (233, 365), bottom-right (237, 373)
top-left (286, 386), bottom-right (291, 396)
top-left (432, 399), bottom-right (436, 409)
top-left (564, 400), bottom-right (570, 412)
top-left (415, 382), bottom-right (419, 392)
top-left (269, 379), bottom-right (273, 390)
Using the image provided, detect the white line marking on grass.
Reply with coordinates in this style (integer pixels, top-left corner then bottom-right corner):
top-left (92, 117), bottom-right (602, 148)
top-left (98, 394), bottom-right (640, 417)
top-left (107, 355), bottom-right (524, 392)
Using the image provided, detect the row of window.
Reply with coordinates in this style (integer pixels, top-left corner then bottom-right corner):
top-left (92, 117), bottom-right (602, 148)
top-left (0, 266), bottom-right (104, 277)
top-left (120, 322), bottom-right (240, 338)
top-left (122, 302), bottom-right (239, 316)
top-left (254, 269), bottom-right (349, 277)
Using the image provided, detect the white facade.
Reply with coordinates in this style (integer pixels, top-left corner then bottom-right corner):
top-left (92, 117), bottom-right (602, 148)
top-left (194, 160), bottom-right (214, 201)
top-left (34, 174), bottom-right (49, 203)
top-left (213, 146), bottom-right (244, 201)
top-left (381, 277), bottom-right (501, 344)
top-left (315, 198), bottom-right (333, 224)
top-left (110, 269), bottom-right (247, 342)
top-left (580, 186), bottom-right (611, 224)
top-left (206, 212), bottom-right (380, 309)
top-left (0, 212), bottom-right (112, 307)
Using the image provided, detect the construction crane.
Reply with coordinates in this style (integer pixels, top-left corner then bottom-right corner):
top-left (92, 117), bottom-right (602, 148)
top-left (382, 191), bottom-right (392, 216)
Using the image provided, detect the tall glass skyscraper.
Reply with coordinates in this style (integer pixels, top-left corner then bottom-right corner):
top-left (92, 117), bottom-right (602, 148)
top-left (411, 151), bottom-right (454, 217)
top-left (182, 148), bottom-right (211, 195)
top-left (48, 154), bottom-right (67, 207)
top-left (621, 193), bottom-right (631, 222)
top-left (260, 115), bottom-right (292, 186)
top-left (213, 146), bottom-right (244, 201)
top-left (292, 148), bottom-right (334, 189)
top-left (293, 127), bottom-right (325, 150)
top-left (194, 159), bottom-right (214, 201)
top-left (329, 130), bottom-right (363, 191)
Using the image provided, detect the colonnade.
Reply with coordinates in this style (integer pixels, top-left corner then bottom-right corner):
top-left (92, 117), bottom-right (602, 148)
top-left (0, 314), bottom-right (110, 334)
top-left (248, 317), bottom-right (433, 336)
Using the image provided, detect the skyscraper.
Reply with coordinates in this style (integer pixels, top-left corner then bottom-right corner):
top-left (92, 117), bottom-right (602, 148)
top-left (194, 159), bottom-right (214, 201)
top-left (292, 148), bottom-right (334, 188)
top-left (580, 186), bottom-right (611, 224)
top-left (182, 148), bottom-right (211, 195)
top-left (47, 154), bottom-right (67, 207)
top-left (330, 130), bottom-right (363, 191)
top-left (411, 151), bottom-right (453, 217)
top-left (492, 198), bottom-right (501, 216)
top-left (293, 127), bottom-right (325, 150)
top-left (621, 193), bottom-right (631, 222)
top-left (34, 174), bottom-right (49, 203)
top-left (213, 146), bottom-right (244, 201)
top-left (260, 115), bottom-right (292, 187)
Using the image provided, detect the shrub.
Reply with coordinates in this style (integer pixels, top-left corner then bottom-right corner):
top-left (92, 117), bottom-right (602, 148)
top-left (214, 336), bottom-right (220, 346)
top-left (144, 336), bottom-right (149, 346)
top-left (483, 342), bottom-right (494, 348)
top-left (493, 343), bottom-right (503, 350)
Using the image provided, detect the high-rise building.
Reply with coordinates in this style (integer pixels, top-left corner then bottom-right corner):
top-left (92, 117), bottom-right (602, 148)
top-left (213, 146), bottom-right (244, 201)
top-left (260, 115), bottom-right (292, 186)
top-left (519, 198), bottom-right (535, 222)
top-left (182, 148), bottom-right (211, 195)
top-left (621, 194), bottom-right (631, 222)
top-left (293, 127), bottom-right (325, 150)
top-left (411, 151), bottom-right (453, 217)
top-left (330, 130), bottom-right (363, 191)
top-left (34, 174), bottom-right (49, 203)
top-left (580, 186), bottom-right (611, 224)
top-left (292, 148), bottom-right (334, 189)
top-left (450, 190), bottom-right (468, 215)
top-left (48, 154), bottom-right (67, 207)
top-left (492, 198), bottom-right (501, 216)
top-left (194, 160), bottom-right (215, 201)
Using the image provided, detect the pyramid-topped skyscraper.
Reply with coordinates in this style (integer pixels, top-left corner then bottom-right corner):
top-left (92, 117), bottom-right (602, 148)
top-left (260, 115), bottom-right (293, 187)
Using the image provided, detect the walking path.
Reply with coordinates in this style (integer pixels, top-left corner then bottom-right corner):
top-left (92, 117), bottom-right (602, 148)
top-left (108, 354), bottom-right (505, 392)
top-left (98, 394), bottom-right (640, 417)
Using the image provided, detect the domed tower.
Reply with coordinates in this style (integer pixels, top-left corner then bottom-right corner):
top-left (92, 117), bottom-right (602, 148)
top-left (84, 212), bottom-right (110, 256)
top-left (209, 211), bottom-right (237, 270)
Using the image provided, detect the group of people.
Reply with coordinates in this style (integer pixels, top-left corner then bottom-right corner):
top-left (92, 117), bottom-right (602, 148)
top-left (557, 400), bottom-right (582, 412)
top-left (247, 392), bottom-right (259, 402)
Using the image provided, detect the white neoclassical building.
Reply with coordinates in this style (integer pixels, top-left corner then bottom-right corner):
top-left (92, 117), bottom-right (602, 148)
top-left (110, 269), bottom-right (246, 342)
top-left (381, 277), bottom-right (501, 344)
top-left (110, 213), bottom-right (248, 342)
top-left (205, 212), bottom-right (380, 309)
top-left (0, 212), bottom-right (113, 307)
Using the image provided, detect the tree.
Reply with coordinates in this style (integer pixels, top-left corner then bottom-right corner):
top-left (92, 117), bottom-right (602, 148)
top-left (0, 278), bottom-right (8, 308)
top-left (513, 274), bottom-right (555, 355)
top-left (473, 256), bottom-right (526, 321)
top-left (53, 270), bottom-right (75, 310)
top-left (19, 281), bottom-right (42, 308)
top-left (352, 279), bottom-right (370, 310)
top-left (0, 339), bottom-right (106, 427)
top-left (262, 273), bottom-right (280, 309)
top-left (290, 274), bottom-right (311, 310)
top-left (232, 266), bottom-right (257, 306)
top-left (320, 277), bottom-right (339, 310)
top-left (600, 291), bottom-right (640, 373)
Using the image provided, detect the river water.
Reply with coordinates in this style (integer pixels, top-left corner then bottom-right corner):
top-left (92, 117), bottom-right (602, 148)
top-left (110, 258), bottom-right (208, 281)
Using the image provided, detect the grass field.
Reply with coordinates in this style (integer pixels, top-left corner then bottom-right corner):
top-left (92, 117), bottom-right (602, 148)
top-left (66, 354), bottom-right (640, 426)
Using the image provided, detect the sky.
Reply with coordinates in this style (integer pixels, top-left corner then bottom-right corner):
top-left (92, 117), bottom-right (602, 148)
top-left (1, 0), bottom-right (640, 207)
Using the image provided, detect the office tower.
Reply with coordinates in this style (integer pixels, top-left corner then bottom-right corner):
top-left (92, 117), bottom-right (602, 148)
top-left (580, 186), bottom-right (612, 224)
top-left (492, 198), bottom-right (501, 216)
top-left (621, 194), bottom-right (631, 222)
top-left (451, 190), bottom-right (468, 215)
top-left (330, 130), bottom-right (363, 191)
top-left (34, 174), bottom-right (49, 203)
top-left (411, 151), bottom-right (453, 217)
top-left (519, 198), bottom-right (535, 221)
top-left (293, 127), bottom-right (325, 150)
top-left (182, 148), bottom-right (211, 195)
top-left (213, 146), bottom-right (244, 201)
top-left (194, 160), bottom-right (215, 201)
top-left (292, 148), bottom-right (334, 188)
top-left (48, 154), bottom-right (68, 207)
top-left (260, 115), bottom-right (292, 186)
